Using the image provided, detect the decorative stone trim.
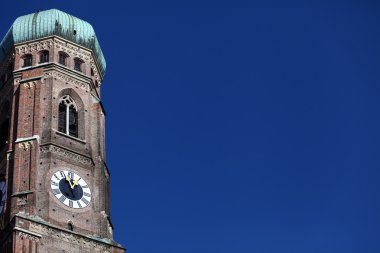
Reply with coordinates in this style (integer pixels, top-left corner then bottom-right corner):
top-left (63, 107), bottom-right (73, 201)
top-left (53, 37), bottom-right (101, 84)
top-left (15, 39), bottom-right (54, 55)
top-left (14, 227), bottom-right (42, 242)
top-left (19, 231), bottom-right (40, 242)
top-left (7, 152), bottom-right (14, 161)
top-left (18, 141), bottom-right (32, 151)
top-left (14, 37), bottom-right (101, 84)
top-left (44, 70), bottom-right (90, 91)
top-left (40, 144), bottom-right (93, 166)
top-left (16, 195), bottom-right (27, 206)
top-left (23, 81), bottom-right (36, 89)
top-left (30, 223), bottom-right (113, 252)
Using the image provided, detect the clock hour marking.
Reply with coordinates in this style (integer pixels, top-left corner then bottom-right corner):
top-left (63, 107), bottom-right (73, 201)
top-left (59, 195), bottom-right (66, 203)
top-left (83, 192), bottom-right (91, 198)
top-left (51, 181), bottom-right (58, 187)
top-left (54, 174), bottom-right (60, 180)
top-left (77, 201), bottom-right (82, 208)
top-left (68, 171), bottom-right (74, 179)
top-left (81, 197), bottom-right (89, 205)
top-left (82, 185), bottom-right (89, 188)
top-left (69, 200), bottom-right (73, 208)
top-left (60, 171), bottom-right (65, 178)
top-left (52, 189), bottom-right (61, 195)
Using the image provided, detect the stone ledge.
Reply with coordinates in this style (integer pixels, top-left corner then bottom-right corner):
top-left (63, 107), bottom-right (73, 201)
top-left (15, 213), bottom-right (126, 250)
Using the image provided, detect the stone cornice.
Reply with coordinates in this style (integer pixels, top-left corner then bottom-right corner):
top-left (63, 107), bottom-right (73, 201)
top-left (39, 144), bottom-right (94, 166)
top-left (44, 69), bottom-right (91, 91)
top-left (16, 213), bottom-right (126, 250)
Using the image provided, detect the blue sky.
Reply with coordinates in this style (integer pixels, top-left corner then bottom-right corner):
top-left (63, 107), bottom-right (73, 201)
top-left (2, 1), bottom-right (380, 252)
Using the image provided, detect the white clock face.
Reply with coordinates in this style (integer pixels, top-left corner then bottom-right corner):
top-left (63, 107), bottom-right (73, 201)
top-left (50, 170), bottom-right (91, 209)
top-left (0, 181), bottom-right (6, 214)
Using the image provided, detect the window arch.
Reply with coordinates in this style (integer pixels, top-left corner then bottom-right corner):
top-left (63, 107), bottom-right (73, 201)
top-left (39, 50), bottom-right (49, 63)
top-left (58, 95), bottom-right (78, 138)
top-left (22, 54), bottom-right (33, 67)
top-left (59, 51), bottom-right (69, 66)
top-left (74, 58), bottom-right (84, 72)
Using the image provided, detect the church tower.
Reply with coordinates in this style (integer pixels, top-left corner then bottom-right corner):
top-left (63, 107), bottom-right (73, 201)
top-left (0, 9), bottom-right (125, 252)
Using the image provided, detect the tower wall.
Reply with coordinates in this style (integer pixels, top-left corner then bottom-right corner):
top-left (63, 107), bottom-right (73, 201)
top-left (0, 12), bottom-right (125, 252)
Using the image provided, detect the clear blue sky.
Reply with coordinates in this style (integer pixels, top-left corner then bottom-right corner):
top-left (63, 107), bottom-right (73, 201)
top-left (2, 1), bottom-right (380, 252)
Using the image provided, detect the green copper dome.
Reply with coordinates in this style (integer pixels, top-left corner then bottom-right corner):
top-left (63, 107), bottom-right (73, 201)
top-left (0, 9), bottom-right (106, 76)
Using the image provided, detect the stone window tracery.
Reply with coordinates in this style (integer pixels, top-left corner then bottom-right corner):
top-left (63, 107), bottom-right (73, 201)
top-left (58, 95), bottom-right (78, 138)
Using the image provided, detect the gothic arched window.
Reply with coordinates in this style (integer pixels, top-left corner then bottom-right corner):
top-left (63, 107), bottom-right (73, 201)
top-left (58, 95), bottom-right (78, 138)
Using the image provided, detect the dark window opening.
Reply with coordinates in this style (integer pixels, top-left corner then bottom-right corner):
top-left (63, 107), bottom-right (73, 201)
top-left (39, 51), bottom-right (49, 63)
top-left (59, 53), bottom-right (67, 66)
top-left (74, 59), bottom-right (82, 72)
top-left (91, 68), bottom-right (94, 76)
top-left (0, 119), bottom-right (10, 151)
top-left (23, 54), bottom-right (33, 67)
top-left (68, 222), bottom-right (74, 231)
top-left (58, 102), bottom-right (66, 133)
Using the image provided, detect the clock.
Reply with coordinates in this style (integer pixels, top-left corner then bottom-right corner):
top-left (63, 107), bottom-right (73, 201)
top-left (50, 170), bottom-right (91, 209)
top-left (0, 180), bottom-right (6, 215)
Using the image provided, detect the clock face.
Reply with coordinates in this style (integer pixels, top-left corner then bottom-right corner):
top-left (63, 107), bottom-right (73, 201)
top-left (0, 180), bottom-right (6, 214)
top-left (50, 170), bottom-right (91, 209)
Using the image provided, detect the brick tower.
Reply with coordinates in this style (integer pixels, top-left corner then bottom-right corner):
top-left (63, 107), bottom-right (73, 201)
top-left (0, 9), bottom-right (125, 253)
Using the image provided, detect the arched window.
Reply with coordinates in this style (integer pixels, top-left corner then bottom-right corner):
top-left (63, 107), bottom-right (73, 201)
top-left (59, 52), bottom-right (68, 66)
top-left (58, 95), bottom-right (78, 138)
top-left (23, 54), bottom-right (33, 67)
top-left (74, 58), bottom-right (83, 72)
top-left (39, 50), bottom-right (49, 63)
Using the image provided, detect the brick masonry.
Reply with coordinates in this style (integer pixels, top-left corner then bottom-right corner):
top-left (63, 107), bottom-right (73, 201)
top-left (0, 36), bottom-right (125, 252)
